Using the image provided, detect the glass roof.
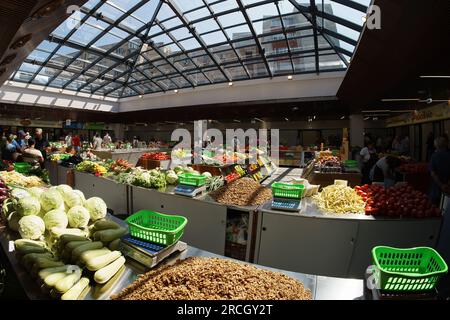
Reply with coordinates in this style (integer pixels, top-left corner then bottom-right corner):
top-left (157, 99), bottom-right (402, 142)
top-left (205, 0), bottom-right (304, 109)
top-left (12, 0), bottom-right (370, 98)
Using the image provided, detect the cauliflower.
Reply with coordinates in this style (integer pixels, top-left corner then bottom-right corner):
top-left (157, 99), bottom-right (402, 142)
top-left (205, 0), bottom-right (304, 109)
top-left (63, 191), bottom-right (84, 208)
top-left (18, 215), bottom-right (45, 240)
top-left (40, 189), bottom-right (64, 212)
top-left (84, 197), bottom-right (107, 221)
top-left (17, 196), bottom-right (41, 216)
top-left (43, 209), bottom-right (68, 230)
top-left (67, 206), bottom-right (90, 228)
top-left (166, 170), bottom-right (179, 185)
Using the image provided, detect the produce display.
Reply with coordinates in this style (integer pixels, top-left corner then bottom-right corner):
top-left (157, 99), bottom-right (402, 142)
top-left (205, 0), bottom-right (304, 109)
top-left (76, 161), bottom-right (108, 176)
top-left (0, 171), bottom-right (46, 188)
top-left (210, 177), bottom-right (272, 206)
top-left (355, 183), bottom-right (441, 218)
top-left (0, 160), bottom-right (14, 172)
top-left (140, 152), bottom-right (170, 161)
top-left (2, 183), bottom-right (128, 300)
top-left (313, 184), bottom-right (365, 214)
top-left (112, 257), bottom-right (312, 300)
top-left (109, 159), bottom-right (133, 175)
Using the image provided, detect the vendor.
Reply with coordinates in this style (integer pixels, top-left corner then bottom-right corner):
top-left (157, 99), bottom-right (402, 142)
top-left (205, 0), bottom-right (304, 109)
top-left (360, 141), bottom-right (378, 184)
top-left (370, 156), bottom-right (401, 187)
top-left (429, 136), bottom-right (450, 206)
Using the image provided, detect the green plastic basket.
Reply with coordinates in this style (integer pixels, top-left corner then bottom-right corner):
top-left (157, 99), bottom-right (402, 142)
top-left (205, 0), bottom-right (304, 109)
top-left (125, 210), bottom-right (188, 246)
top-left (344, 160), bottom-right (358, 168)
top-left (14, 162), bottom-right (31, 174)
top-left (272, 182), bottom-right (305, 199)
top-left (372, 246), bottom-right (448, 292)
top-left (178, 173), bottom-right (206, 187)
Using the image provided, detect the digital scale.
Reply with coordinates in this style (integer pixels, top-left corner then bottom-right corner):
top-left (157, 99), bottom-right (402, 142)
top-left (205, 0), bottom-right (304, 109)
top-left (174, 184), bottom-right (206, 197)
top-left (271, 197), bottom-right (302, 212)
top-left (119, 234), bottom-right (187, 269)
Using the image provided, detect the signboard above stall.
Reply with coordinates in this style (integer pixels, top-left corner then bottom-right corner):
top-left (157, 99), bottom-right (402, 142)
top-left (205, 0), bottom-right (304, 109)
top-left (386, 102), bottom-right (450, 127)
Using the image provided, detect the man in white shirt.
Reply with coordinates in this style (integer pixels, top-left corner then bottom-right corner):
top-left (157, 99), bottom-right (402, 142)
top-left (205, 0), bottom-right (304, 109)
top-left (93, 134), bottom-right (103, 150)
top-left (65, 133), bottom-right (72, 147)
top-left (103, 133), bottom-right (112, 145)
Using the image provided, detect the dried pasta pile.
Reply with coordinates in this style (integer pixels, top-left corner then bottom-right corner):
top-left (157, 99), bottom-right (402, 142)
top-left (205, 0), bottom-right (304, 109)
top-left (313, 185), bottom-right (365, 214)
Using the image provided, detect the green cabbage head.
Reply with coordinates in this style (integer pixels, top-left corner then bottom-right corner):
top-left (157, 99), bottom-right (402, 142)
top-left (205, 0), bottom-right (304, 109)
top-left (43, 209), bottom-right (68, 230)
top-left (56, 184), bottom-right (73, 197)
top-left (17, 196), bottom-right (41, 216)
top-left (18, 215), bottom-right (45, 240)
top-left (84, 197), bottom-right (107, 221)
top-left (40, 189), bottom-right (64, 212)
top-left (28, 187), bottom-right (44, 199)
top-left (67, 206), bottom-right (90, 228)
top-left (63, 191), bottom-right (84, 208)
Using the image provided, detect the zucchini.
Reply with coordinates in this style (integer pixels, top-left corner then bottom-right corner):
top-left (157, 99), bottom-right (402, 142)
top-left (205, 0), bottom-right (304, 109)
top-left (93, 227), bottom-right (127, 243)
top-left (71, 241), bottom-right (104, 263)
top-left (61, 277), bottom-right (90, 300)
top-left (79, 248), bottom-right (111, 264)
top-left (93, 265), bottom-right (125, 299)
top-left (14, 239), bottom-right (46, 250)
top-left (108, 238), bottom-right (121, 251)
top-left (51, 227), bottom-right (87, 238)
top-left (38, 266), bottom-right (71, 281)
top-left (94, 256), bottom-right (126, 284)
top-left (44, 272), bottom-right (68, 287)
top-left (22, 253), bottom-right (56, 270)
top-left (55, 272), bottom-right (82, 294)
top-left (32, 258), bottom-right (64, 270)
top-left (57, 235), bottom-right (88, 254)
top-left (92, 219), bottom-right (121, 231)
top-left (77, 285), bottom-right (91, 300)
top-left (86, 251), bottom-right (122, 271)
top-left (16, 245), bottom-right (48, 256)
top-left (61, 241), bottom-right (90, 261)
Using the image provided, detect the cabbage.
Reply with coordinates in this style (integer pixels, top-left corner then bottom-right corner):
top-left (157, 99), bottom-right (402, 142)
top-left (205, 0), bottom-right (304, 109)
top-left (84, 197), bottom-right (107, 221)
top-left (202, 172), bottom-right (212, 178)
top-left (166, 171), bottom-right (179, 185)
top-left (72, 190), bottom-right (86, 204)
top-left (63, 191), bottom-right (84, 208)
top-left (67, 206), bottom-right (90, 228)
top-left (8, 211), bottom-right (21, 232)
top-left (18, 215), bottom-right (45, 240)
top-left (28, 187), bottom-right (44, 199)
top-left (40, 189), bottom-right (64, 212)
top-left (56, 184), bottom-right (73, 197)
top-left (16, 197), bottom-right (41, 216)
top-left (11, 188), bottom-right (30, 199)
top-left (43, 209), bottom-right (68, 230)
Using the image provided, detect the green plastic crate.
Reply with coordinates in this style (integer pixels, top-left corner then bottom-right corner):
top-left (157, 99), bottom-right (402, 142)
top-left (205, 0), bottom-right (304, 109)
top-left (372, 246), bottom-right (448, 292)
top-left (344, 160), bottom-right (358, 168)
top-left (125, 210), bottom-right (188, 246)
top-left (178, 173), bottom-right (206, 187)
top-left (14, 162), bottom-right (31, 174)
top-left (272, 182), bottom-right (305, 199)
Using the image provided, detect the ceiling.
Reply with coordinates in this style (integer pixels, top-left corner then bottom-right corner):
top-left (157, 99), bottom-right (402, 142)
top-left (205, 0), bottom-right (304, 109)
top-left (9, 0), bottom-right (370, 98)
top-left (338, 0), bottom-right (450, 114)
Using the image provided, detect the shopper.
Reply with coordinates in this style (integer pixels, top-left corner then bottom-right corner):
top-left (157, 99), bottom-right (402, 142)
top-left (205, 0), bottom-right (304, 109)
top-left (103, 132), bottom-right (112, 145)
top-left (429, 136), bottom-right (450, 206)
top-left (426, 132), bottom-right (435, 161)
top-left (72, 134), bottom-right (81, 152)
top-left (400, 135), bottom-right (410, 155)
top-left (34, 128), bottom-right (50, 160)
top-left (65, 132), bottom-right (72, 147)
top-left (1, 135), bottom-right (18, 161)
top-left (370, 156), bottom-right (402, 188)
top-left (16, 130), bottom-right (27, 151)
top-left (360, 141), bottom-right (378, 184)
top-left (22, 138), bottom-right (44, 166)
top-left (391, 135), bottom-right (401, 153)
top-left (132, 136), bottom-right (139, 148)
top-left (93, 134), bottom-right (103, 150)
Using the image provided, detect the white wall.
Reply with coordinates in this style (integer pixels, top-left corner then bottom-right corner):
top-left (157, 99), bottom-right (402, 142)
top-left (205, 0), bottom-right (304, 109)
top-left (119, 72), bottom-right (345, 112)
top-left (0, 82), bottom-right (118, 112)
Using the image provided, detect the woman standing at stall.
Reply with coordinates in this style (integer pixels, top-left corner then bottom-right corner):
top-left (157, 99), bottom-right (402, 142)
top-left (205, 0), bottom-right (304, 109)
top-left (370, 156), bottom-right (402, 187)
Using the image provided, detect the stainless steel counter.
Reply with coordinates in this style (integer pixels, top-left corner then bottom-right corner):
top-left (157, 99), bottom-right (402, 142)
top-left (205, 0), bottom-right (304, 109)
top-left (0, 217), bottom-right (363, 300)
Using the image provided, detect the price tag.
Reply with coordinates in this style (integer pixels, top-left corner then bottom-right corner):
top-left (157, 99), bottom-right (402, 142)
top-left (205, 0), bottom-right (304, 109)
top-left (9, 241), bottom-right (15, 252)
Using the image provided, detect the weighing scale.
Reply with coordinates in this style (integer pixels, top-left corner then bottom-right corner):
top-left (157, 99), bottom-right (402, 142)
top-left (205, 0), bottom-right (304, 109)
top-left (271, 197), bottom-right (302, 212)
top-left (174, 184), bottom-right (206, 197)
top-left (119, 234), bottom-right (188, 269)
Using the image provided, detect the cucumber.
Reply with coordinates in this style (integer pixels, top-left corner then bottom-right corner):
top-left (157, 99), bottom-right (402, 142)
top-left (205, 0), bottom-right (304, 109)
top-left (16, 245), bottom-right (48, 256)
top-left (14, 239), bottom-right (46, 250)
top-left (32, 258), bottom-right (65, 270)
top-left (86, 251), bottom-right (122, 271)
top-left (39, 266), bottom-right (72, 281)
top-left (55, 272), bottom-right (82, 294)
top-left (59, 234), bottom-right (88, 247)
top-left (94, 256), bottom-right (126, 284)
top-left (71, 241), bottom-right (104, 263)
top-left (93, 227), bottom-right (127, 243)
top-left (108, 238), bottom-right (121, 251)
top-left (79, 248), bottom-right (111, 265)
top-left (61, 278), bottom-right (90, 300)
top-left (61, 241), bottom-right (90, 261)
top-left (22, 253), bottom-right (56, 270)
top-left (92, 219), bottom-right (121, 232)
top-left (44, 272), bottom-right (68, 287)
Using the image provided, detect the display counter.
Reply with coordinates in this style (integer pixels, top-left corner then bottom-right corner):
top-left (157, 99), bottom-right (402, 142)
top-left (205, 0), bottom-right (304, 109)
top-left (92, 149), bottom-right (170, 166)
top-left (305, 171), bottom-right (362, 188)
top-left (52, 164), bottom-right (443, 280)
top-left (0, 216), bottom-right (364, 300)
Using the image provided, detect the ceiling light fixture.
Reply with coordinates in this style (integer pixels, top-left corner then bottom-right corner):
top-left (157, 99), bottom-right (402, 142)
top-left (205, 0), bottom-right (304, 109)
top-left (233, 119), bottom-right (241, 123)
top-left (363, 117), bottom-right (370, 121)
top-left (285, 118), bottom-right (289, 121)
top-left (381, 98), bottom-right (420, 102)
top-left (254, 117), bottom-right (264, 123)
top-left (174, 89), bottom-right (179, 93)
top-left (228, 82), bottom-right (233, 86)
top-left (139, 95), bottom-right (143, 98)
top-left (340, 116), bottom-right (345, 120)
top-left (420, 75), bottom-right (450, 79)
top-left (361, 15), bottom-right (367, 23)
top-left (59, 89), bottom-right (63, 93)
top-left (287, 75), bottom-right (293, 80)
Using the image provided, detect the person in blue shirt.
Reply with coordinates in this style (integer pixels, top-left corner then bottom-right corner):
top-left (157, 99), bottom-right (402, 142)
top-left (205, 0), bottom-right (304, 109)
top-left (16, 130), bottom-right (27, 151)
top-left (1, 135), bottom-right (18, 161)
top-left (429, 136), bottom-right (450, 206)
